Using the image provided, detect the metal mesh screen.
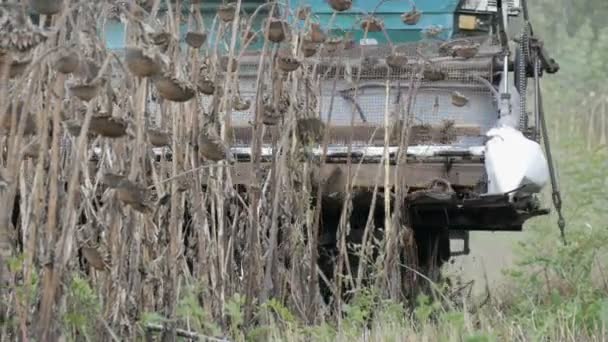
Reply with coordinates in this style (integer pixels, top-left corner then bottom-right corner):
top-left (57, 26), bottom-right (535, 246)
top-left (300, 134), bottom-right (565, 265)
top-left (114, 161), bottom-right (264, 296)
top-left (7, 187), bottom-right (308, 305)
top-left (151, 37), bottom-right (502, 147)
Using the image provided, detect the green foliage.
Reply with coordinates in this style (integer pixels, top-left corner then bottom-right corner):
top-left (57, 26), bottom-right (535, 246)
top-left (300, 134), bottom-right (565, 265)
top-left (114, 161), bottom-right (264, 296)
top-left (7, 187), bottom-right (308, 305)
top-left (529, 0), bottom-right (608, 39)
top-left (263, 298), bottom-right (297, 325)
top-left (413, 294), bottom-right (442, 324)
top-left (14, 270), bottom-right (38, 310)
top-left (6, 253), bottom-right (39, 307)
top-left (226, 293), bottom-right (246, 340)
top-left (505, 220), bottom-right (608, 336)
top-left (62, 274), bottom-right (101, 340)
top-left (442, 311), bottom-right (465, 335)
top-left (495, 72), bottom-right (608, 337)
top-left (303, 322), bottom-right (337, 342)
top-left (465, 333), bottom-right (495, 342)
top-left (6, 254), bottom-right (25, 273)
top-left (375, 298), bottom-right (406, 323)
top-left (253, 299), bottom-right (302, 341)
top-left (176, 283), bottom-right (221, 337)
top-left (341, 288), bottom-right (376, 335)
top-left (140, 312), bottom-right (166, 326)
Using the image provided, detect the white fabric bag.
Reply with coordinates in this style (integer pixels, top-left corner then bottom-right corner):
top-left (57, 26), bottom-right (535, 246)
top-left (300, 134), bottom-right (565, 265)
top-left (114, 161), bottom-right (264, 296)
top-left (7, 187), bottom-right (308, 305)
top-left (484, 126), bottom-right (550, 195)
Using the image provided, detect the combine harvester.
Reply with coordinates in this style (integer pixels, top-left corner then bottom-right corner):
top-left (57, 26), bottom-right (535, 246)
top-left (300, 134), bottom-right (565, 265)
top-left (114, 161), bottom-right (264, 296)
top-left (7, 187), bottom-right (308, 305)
top-left (3, 0), bottom-right (564, 294)
top-left (103, 0), bottom-right (564, 287)
top-left (0, 1), bottom-right (569, 336)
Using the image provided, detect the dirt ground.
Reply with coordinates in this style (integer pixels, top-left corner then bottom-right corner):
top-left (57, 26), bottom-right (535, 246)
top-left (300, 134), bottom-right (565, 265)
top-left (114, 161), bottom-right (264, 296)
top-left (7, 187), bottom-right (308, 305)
top-left (445, 231), bottom-right (528, 296)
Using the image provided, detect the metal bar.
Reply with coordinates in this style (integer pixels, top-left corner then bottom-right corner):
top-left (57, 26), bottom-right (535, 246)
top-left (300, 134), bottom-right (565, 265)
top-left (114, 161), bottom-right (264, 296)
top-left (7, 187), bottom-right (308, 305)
top-left (533, 57), bottom-right (540, 141)
top-left (535, 58), bottom-right (567, 243)
top-left (229, 124), bottom-right (483, 146)
top-left (502, 57), bottom-right (509, 93)
top-left (231, 162), bottom-right (484, 188)
top-left (497, 0), bottom-right (512, 120)
top-left (338, 91), bottom-right (368, 122)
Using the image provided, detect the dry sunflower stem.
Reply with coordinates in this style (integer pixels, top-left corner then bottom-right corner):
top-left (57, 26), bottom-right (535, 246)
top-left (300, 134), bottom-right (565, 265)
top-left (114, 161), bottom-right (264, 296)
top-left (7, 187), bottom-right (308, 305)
top-left (1, 102), bottom-right (37, 136)
top-left (219, 56), bottom-right (238, 73)
top-left (322, 166), bottom-right (346, 196)
top-left (4, 58), bottom-right (30, 78)
top-left (0, 0), bottom-right (478, 338)
top-left (242, 29), bottom-right (258, 45)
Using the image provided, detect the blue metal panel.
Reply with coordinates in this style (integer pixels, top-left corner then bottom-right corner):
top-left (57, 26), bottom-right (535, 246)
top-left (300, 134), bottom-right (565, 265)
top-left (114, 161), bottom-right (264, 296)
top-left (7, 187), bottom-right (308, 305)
top-left (292, 0), bottom-right (458, 43)
top-left (104, 0), bottom-right (459, 50)
top-left (296, 0), bottom-right (459, 14)
top-left (105, 23), bottom-right (126, 50)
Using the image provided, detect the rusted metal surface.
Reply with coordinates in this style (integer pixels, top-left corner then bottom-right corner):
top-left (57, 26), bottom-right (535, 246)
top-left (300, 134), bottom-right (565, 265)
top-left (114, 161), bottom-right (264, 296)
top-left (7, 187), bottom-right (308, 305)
top-left (407, 192), bottom-right (550, 231)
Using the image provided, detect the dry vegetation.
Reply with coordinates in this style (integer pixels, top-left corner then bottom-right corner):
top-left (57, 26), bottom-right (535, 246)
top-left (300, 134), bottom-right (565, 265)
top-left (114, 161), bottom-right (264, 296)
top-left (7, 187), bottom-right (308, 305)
top-left (0, 0), bottom-right (606, 341)
top-left (0, 0), bottom-right (441, 340)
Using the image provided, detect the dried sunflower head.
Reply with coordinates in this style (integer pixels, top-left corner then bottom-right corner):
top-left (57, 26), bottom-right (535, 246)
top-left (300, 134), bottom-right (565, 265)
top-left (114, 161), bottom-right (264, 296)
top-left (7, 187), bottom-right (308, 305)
top-left (152, 72), bottom-right (195, 102)
top-left (0, 3), bottom-right (47, 54)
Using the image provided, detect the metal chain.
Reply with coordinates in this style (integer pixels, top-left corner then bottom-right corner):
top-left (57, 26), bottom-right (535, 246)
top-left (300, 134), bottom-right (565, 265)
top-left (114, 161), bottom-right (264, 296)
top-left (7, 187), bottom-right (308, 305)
top-left (535, 58), bottom-right (567, 244)
top-left (518, 26), bottom-right (530, 132)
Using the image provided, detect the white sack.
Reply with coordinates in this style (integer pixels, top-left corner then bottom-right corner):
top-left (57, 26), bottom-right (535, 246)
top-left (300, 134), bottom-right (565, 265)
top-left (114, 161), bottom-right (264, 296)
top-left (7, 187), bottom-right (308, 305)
top-left (485, 126), bottom-right (550, 195)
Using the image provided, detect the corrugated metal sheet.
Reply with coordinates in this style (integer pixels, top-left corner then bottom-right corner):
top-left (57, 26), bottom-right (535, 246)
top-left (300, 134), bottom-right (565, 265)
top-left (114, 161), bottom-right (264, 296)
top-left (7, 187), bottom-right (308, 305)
top-left (105, 0), bottom-right (461, 50)
top-left (294, 0), bottom-right (459, 43)
top-left (300, 0), bottom-right (459, 13)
